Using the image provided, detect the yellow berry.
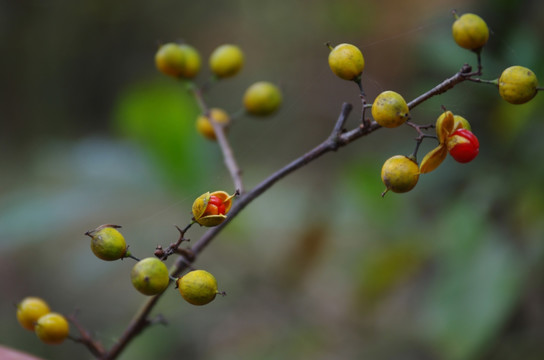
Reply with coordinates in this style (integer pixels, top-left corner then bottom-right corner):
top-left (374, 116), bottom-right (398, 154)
top-left (209, 44), bottom-right (244, 78)
top-left (85, 224), bottom-right (128, 261)
top-left (196, 108), bottom-right (230, 140)
top-left (130, 257), bottom-right (170, 296)
top-left (155, 43), bottom-right (185, 78)
top-left (452, 13), bottom-right (489, 51)
top-left (498, 65), bottom-right (539, 104)
top-left (177, 270), bottom-right (219, 306)
top-left (371, 91), bottom-right (410, 128)
top-left (178, 44), bottom-right (201, 78)
top-left (243, 81), bottom-right (282, 116)
top-left (192, 191), bottom-right (235, 227)
top-left (328, 43), bottom-right (365, 81)
top-left (16, 297), bottom-right (50, 331)
top-left (35, 313), bottom-right (70, 345)
top-left (381, 155), bottom-right (419, 196)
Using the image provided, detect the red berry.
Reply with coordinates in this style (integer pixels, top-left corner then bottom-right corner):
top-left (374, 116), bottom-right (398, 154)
top-left (206, 196), bottom-right (226, 215)
top-left (448, 128), bottom-right (479, 163)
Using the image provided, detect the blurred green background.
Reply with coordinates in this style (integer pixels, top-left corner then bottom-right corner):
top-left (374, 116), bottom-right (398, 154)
top-left (2, 0), bottom-right (544, 359)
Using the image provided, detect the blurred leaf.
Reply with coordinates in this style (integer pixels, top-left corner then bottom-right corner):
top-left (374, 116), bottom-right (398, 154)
top-left (112, 79), bottom-right (212, 193)
top-left (419, 201), bottom-right (524, 360)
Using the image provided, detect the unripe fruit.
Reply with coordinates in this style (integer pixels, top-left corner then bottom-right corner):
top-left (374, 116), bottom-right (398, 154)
top-left (178, 44), bottom-right (201, 78)
top-left (35, 313), bottom-right (69, 345)
top-left (16, 297), bottom-right (50, 331)
top-left (155, 43), bottom-right (186, 78)
top-left (381, 155), bottom-right (419, 196)
top-left (209, 44), bottom-right (244, 78)
top-left (85, 225), bottom-right (128, 261)
top-left (371, 91), bottom-right (410, 128)
top-left (192, 191), bottom-right (235, 227)
top-left (498, 66), bottom-right (539, 104)
top-left (177, 270), bottom-right (219, 306)
top-left (243, 81), bottom-right (282, 116)
top-left (131, 257), bottom-right (170, 296)
top-left (447, 128), bottom-right (479, 163)
top-left (196, 108), bottom-right (230, 140)
top-left (328, 43), bottom-right (365, 81)
top-left (452, 13), bottom-right (489, 51)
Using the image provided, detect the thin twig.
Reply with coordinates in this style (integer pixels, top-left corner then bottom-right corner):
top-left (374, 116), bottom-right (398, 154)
top-left (191, 87), bottom-right (245, 194)
top-left (68, 312), bottom-right (106, 358)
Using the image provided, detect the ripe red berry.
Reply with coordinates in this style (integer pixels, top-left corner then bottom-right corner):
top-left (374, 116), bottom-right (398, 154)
top-left (447, 128), bottom-right (479, 163)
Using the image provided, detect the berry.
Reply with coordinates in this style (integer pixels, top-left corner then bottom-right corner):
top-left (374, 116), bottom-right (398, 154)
top-left (453, 114), bottom-right (471, 131)
top-left (243, 81), bottom-right (282, 116)
top-left (209, 44), bottom-right (244, 78)
top-left (196, 108), bottom-right (230, 140)
top-left (371, 91), bottom-right (410, 128)
top-left (192, 191), bottom-right (235, 227)
top-left (34, 313), bottom-right (70, 345)
top-left (85, 224), bottom-right (128, 261)
top-left (178, 44), bottom-right (201, 78)
top-left (155, 43), bottom-right (186, 78)
top-left (16, 297), bottom-right (50, 331)
top-left (381, 155), bottom-right (420, 196)
top-left (447, 128), bottom-right (479, 163)
top-left (328, 43), bottom-right (365, 81)
top-left (177, 270), bottom-right (220, 306)
top-left (452, 13), bottom-right (489, 51)
top-left (498, 65), bottom-right (539, 104)
top-left (130, 257), bottom-right (170, 296)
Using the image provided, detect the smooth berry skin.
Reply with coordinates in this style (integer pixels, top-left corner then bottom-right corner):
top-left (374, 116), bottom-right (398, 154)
top-left (448, 129), bottom-right (479, 163)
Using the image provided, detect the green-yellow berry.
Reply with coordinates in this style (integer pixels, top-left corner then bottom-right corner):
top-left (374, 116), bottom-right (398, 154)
top-left (381, 155), bottom-right (420, 196)
top-left (196, 108), bottom-right (230, 140)
top-left (498, 65), bottom-right (539, 104)
top-left (35, 313), bottom-right (70, 345)
top-left (155, 43), bottom-right (186, 78)
top-left (209, 44), bottom-right (244, 78)
top-left (85, 225), bottom-right (128, 261)
top-left (178, 44), bottom-right (201, 78)
top-left (328, 43), bottom-right (365, 81)
top-left (177, 270), bottom-right (220, 306)
top-left (371, 90), bottom-right (410, 128)
top-left (130, 257), bottom-right (170, 296)
top-left (452, 13), bottom-right (489, 51)
top-left (16, 297), bottom-right (51, 331)
top-left (243, 81), bottom-right (282, 116)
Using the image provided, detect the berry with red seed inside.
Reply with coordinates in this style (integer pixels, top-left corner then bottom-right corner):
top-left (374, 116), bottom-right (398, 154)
top-left (447, 128), bottom-right (479, 163)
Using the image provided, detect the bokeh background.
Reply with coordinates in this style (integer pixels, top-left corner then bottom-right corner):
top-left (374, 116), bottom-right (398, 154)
top-left (2, 0), bottom-right (544, 359)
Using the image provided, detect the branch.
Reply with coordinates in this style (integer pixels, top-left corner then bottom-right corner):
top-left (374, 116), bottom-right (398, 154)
top-left (191, 86), bottom-right (245, 193)
top-left (99, 63), bottom-right (482, 359)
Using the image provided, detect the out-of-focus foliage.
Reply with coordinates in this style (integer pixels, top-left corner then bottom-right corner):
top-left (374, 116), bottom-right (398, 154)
top-left (1, 0), bottom-right (544, 359)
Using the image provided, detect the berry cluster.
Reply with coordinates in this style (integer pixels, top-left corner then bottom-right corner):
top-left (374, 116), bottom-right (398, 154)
top-left (327, 11), bottom-right (540, 196)
top-left (16, 297), bottom-right (70, 345)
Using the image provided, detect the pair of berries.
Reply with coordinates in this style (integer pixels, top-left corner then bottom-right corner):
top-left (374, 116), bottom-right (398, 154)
top-left (130, 258), bottom-right (220, 306)
top-left (155, 43), bottom-right (243, 79)
top-left (16, 297), bottom-right (70, 345)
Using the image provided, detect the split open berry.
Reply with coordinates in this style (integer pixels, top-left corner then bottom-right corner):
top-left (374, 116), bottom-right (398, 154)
top-left (381, 155), bottom-right (419, 196)
top-left (196, 108), bottom-right (230, 140)
top-left (328, 43), bottom-right (365, 81)
top-left (155, 43), bottom-right (186, 78)
top-left (85, 224), bottom-right (129, 261)
top-left (452, 13), bottom-right (489, 51)
top-left (192, 191), bottom-right (235, 227)
top-left (177, 270), bottom-right (220, 306)
top-left (130, 257), bottom-right (170, 296)
top-left (16, 297), bottom-right (51, 331)
top-left (243, 81), bottom-right (282, 116)
top-left (178, 44), bottom-right (201, 78)
top-left (34, 313), bottom-right (70, 345)
top-left (371, 90), bottom-right (410, 128)
top-left (209, 44), bottom-right (244, 78)
top-left (498, 65), bottom-right (539, 105)
top-left (447, 128), bottom-right (479, 163)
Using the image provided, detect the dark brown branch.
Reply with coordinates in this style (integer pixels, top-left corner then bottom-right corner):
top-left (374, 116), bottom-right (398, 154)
top-left (68, 312), bottom-right (106, 358)
top-left (99, 63), bottom-right (484, 359)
